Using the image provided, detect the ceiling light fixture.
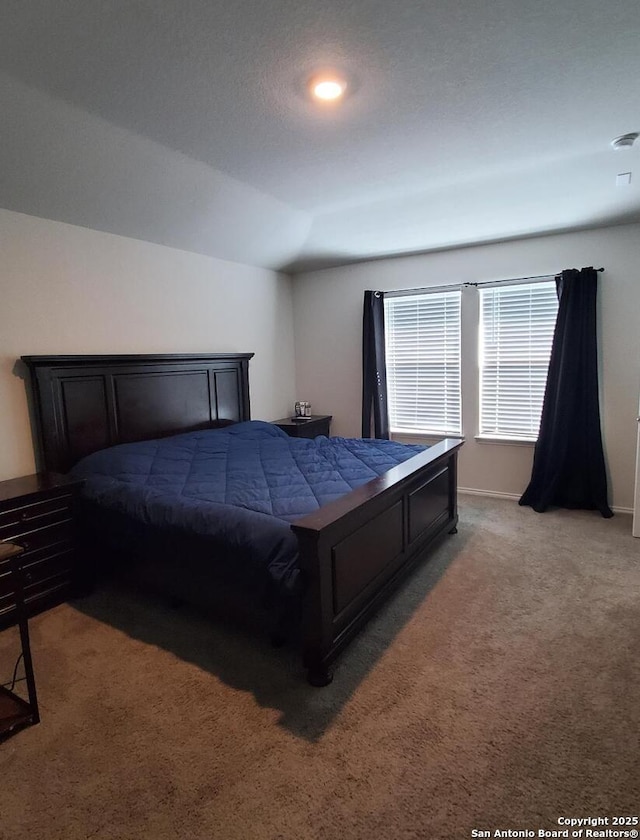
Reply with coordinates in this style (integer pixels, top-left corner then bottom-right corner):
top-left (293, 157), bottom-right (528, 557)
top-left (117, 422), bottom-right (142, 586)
top-left (309, 75), bottom-right (347, 102)
top-left (611, 132), bottom-right (639, 150)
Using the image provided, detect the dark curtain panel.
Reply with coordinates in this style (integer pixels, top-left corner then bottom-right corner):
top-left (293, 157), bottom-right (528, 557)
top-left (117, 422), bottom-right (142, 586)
top-left (362, 290), bottom-right (389, 439)
top-left (519, 267), bottom-right (612, 517)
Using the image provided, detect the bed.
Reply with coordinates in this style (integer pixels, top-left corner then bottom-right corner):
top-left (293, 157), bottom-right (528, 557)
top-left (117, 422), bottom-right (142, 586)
top-left (21, 353), bottom-right (463, 685)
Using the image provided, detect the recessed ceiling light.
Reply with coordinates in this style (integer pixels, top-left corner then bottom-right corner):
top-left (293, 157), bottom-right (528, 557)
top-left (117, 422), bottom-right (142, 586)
top-left (611, 132), bottom-right (639, 150)
top-left (310, 75), bottom-right (347, 102)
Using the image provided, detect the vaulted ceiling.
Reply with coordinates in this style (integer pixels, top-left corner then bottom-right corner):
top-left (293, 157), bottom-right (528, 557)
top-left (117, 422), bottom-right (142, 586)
top-left (2, 0), bottom-right (639, 272)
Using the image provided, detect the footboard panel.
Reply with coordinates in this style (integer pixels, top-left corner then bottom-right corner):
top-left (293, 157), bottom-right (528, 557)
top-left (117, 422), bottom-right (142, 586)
top-left (332, 501), bottom-right (404, 617)
top-left (407, 464), bottom-right (450, 545)
top-left (292, 438), bottom-right (463, 683)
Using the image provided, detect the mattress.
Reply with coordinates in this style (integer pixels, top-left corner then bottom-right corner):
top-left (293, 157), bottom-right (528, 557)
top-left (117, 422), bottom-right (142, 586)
top-left (72, 420), bottom-right (425, 599)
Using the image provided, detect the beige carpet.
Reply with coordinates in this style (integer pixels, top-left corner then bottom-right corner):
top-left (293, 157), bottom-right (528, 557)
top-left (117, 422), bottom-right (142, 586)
top-left (1, 496), bottom-right (638, 840)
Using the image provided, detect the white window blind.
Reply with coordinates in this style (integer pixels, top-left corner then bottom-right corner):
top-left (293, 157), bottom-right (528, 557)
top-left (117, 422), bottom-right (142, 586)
top-left (384, 290), bottom-right (462, 435)
top-left (479, 280), bottom-right (558, 440)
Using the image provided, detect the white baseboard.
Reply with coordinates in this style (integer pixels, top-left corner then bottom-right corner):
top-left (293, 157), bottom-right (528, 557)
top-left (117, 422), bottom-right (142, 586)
top-left (458, 487), bottom-right (521, 501)
top-left (458, 486), bottom-right (633, 515)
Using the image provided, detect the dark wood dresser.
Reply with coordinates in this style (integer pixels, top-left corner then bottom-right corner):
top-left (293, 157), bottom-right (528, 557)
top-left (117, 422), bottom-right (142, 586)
top-left (0, 473), bottom-right (83, 629)
top-left (273, 415), bottom-right (332, 439)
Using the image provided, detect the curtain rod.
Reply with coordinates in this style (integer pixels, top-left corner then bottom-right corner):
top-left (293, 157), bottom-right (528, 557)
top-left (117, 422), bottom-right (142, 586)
top-left (383, 268), bottom-right (604, 298)
top-left (384, 283), bottom-right (462, 298)
top-left (465, 267), bottom-right (605, 288)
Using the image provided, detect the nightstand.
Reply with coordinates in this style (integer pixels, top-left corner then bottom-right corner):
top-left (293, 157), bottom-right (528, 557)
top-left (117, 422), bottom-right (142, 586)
top-left (273, 415), bottom-right (332, 439)
top-left (0, 473), bottom-right (84, 630)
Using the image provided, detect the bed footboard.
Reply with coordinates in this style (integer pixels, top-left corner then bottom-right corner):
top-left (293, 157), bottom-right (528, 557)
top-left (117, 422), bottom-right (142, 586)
top-left (292, 438), bottom-right (463, 686)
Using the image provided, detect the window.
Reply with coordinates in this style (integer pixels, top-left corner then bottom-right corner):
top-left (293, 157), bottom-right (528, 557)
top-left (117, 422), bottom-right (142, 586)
top-left (479, 280), bottom-right (558, 440)
top-left (384, 290), bottom-right (462, 435)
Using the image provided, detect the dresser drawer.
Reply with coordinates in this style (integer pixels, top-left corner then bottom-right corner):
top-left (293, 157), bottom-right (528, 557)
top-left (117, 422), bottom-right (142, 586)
top-left (2, 520), bottom-right (74, 556)
top-left (0, 572), bottom-right (72, 622)
top-left (0, 530), bottom-right (74, 577)
top-left (0, 493), bottom-right (74, 539)
top-left (0, 545), bottom-right (75, 598)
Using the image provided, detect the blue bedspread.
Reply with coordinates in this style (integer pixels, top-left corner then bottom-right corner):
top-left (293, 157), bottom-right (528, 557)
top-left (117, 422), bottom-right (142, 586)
top-left (72, 421), bottom-right (425, 596)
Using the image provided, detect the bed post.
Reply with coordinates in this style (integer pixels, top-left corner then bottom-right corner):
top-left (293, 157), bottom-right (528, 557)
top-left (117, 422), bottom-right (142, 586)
top-left (295, 528), bottom-right (335, 686)
top-left (448, 451), bottom-right (459, 534)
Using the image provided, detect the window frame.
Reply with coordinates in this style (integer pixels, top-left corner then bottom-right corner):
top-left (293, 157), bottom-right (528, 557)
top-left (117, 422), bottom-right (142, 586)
top-left (384, 287), bottom-right (463, 437)
top-left (477, 278), bottom-right (558, 444)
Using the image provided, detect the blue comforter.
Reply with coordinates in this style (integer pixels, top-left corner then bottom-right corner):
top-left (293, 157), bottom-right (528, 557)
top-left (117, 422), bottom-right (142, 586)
top-left (72, 421), bottom-right (425, 597)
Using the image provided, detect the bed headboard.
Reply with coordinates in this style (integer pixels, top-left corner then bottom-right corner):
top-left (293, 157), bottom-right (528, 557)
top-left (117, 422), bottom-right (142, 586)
top-left (21, 353), bottom-right (254, 473)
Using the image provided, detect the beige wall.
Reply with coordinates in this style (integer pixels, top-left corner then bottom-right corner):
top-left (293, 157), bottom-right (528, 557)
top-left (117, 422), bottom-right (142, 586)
top-left (0, 209), bottom-right (296, 481)
top-left (3, 207), bottom-right (638, 512)
top-left (292, 223), bottom-right (640, 511)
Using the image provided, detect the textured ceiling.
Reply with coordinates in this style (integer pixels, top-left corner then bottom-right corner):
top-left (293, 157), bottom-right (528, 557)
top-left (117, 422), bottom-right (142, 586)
top-left (1, 0), bottom-right (639, 271)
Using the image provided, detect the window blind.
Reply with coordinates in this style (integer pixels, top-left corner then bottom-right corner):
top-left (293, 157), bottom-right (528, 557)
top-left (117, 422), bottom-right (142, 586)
top-left (384, 290), bottom-right (462, 435)
top-left (479, 280), bottom-right (558, 440)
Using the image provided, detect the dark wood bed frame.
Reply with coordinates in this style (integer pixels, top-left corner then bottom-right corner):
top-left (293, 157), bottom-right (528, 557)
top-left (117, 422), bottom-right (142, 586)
top-left (21, 353), bottom-right (463, 686)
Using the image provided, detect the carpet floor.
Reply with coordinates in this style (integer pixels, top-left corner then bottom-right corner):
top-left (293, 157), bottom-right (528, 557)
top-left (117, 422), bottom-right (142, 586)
top-left (0, 496), bottom-right (638, 840)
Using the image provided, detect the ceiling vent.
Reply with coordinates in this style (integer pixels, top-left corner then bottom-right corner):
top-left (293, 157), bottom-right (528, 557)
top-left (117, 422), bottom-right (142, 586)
top-left (611, 132), bottom-right (639, 150)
